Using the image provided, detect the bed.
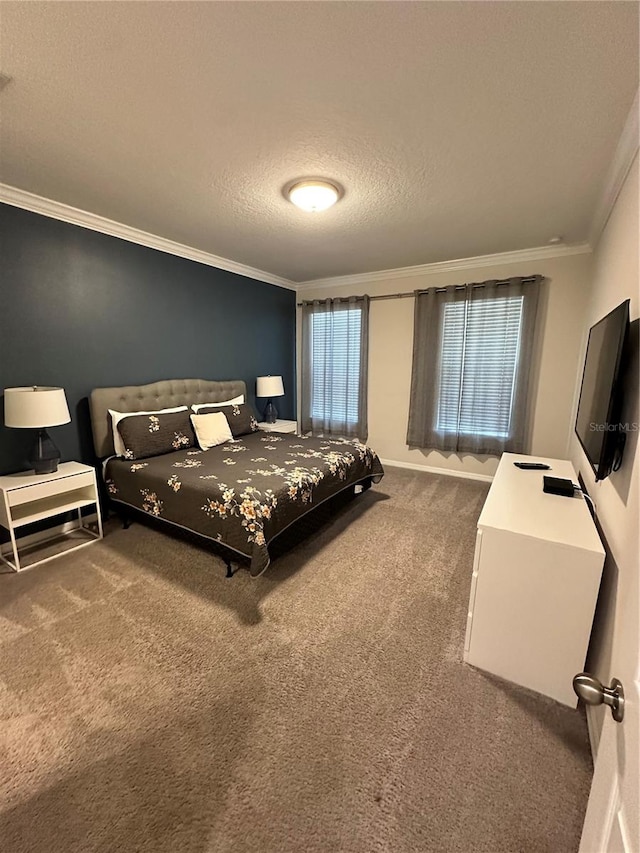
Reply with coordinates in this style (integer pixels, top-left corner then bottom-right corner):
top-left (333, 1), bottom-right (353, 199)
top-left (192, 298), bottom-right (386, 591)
top-left (89, 379), bottom-right (384, 577)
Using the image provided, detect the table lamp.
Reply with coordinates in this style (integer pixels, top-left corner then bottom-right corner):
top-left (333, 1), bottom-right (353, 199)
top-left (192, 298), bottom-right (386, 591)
top-left (4, 386), bottom-right (71, 474)
top-left (256, 375), bottom-right (284, 424)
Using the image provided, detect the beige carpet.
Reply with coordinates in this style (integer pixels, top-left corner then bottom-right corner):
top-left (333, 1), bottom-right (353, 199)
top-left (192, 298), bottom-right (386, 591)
top-left (0, 468), bottom-right (592, 853)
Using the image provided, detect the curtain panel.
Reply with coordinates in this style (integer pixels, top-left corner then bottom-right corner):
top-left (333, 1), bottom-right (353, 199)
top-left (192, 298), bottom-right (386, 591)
top-left (406, 276), bottom-right (541, 455)
top-left (301, 295), bottom-right (369, 441)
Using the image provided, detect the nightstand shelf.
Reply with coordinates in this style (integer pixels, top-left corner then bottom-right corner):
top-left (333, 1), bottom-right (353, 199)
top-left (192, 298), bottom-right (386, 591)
top-left (257, 419), bottom-right (298, 434)
top-left (11, 491), bottom-right (98, 527)
top-left (0, 462), bottom-right (103, 572)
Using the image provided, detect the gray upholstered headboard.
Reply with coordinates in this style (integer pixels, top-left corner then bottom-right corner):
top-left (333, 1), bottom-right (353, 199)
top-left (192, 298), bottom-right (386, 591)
top-left (89, 378), bottom-right (247, 459)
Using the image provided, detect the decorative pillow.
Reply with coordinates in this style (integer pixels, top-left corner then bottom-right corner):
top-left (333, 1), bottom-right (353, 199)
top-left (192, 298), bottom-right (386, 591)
top-left (197, 402), bottom-right (259, 438)
top-left (109, 406), bottom-right (189, 456)
top-left (190, 412), bottom-right (233, 450)
top-left (191, 395), bottom-right (244, 413)
top-left (117, 410), bottom-right (196, 460)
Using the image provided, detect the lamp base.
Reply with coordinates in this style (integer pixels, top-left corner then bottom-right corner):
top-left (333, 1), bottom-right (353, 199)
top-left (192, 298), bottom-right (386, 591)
top-left (28, 428), bottom-right (61, 475)
top-left (263, 400), bottom-right (278, 424)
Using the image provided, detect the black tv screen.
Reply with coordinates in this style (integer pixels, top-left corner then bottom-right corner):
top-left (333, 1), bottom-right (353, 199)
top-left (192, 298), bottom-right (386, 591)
top-left (575, 299), bottom-right (629, 481)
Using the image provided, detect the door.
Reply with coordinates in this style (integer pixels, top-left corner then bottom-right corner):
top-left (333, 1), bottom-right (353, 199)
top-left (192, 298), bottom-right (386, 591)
top-left (578, 582), bottom-right (639, 852)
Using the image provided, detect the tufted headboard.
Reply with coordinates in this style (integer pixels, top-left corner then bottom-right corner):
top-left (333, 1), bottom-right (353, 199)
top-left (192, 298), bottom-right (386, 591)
top-left (90, 378), bottom-right (247, 459)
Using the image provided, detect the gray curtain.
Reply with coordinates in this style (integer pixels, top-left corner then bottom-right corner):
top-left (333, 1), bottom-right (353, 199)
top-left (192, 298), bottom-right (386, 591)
top-left (301, 295), bottom-right (369, 440)
top-left (406, 276), bottom-right (541, 455)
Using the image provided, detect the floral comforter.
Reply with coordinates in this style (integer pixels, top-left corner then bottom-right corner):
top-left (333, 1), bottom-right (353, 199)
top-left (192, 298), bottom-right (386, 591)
top-left (104, 432), bottom-right (384, 576)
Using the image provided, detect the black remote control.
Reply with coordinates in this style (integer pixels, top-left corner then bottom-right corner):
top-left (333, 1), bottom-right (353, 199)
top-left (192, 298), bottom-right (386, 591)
top-left (514, 462), bottom-right (551, 470)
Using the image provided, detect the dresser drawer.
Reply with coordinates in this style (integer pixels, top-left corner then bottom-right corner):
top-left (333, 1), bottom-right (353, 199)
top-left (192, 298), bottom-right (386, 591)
top-left (7, 471), bottom-right (95, 507)
top-left (464, 529), bottom-right (483, 653)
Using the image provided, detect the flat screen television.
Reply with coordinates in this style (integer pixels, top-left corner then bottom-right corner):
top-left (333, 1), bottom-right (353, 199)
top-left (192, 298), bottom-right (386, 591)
top-left (575, 299), bottom-right (629, 481)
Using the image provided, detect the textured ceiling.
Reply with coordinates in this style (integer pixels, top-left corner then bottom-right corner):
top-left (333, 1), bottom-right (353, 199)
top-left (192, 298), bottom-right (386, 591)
top-left (0, 1), bottom-right (638, 282)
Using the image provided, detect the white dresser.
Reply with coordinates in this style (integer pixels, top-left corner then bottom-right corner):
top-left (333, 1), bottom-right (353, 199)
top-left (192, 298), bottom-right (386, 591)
top-left (464, 453), bottom-right (605, 706)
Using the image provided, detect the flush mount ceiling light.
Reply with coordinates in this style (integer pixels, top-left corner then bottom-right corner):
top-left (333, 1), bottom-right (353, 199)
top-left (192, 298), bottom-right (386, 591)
top-left (286, 179), bottom-right (341, 212)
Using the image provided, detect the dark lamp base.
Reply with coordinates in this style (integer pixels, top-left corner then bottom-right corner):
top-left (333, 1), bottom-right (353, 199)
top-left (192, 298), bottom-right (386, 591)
top-left (263, 400), bottom-right (278, 424)
top-left (28, 428), bottom-right (61, 475)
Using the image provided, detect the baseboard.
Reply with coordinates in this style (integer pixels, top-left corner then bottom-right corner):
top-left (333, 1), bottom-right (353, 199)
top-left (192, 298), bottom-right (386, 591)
top-left (586, 704), bottom-right (600, 759)
top-left (380, 458), bottom-right (494, 483)
top-left (1, 512), bottom-right (99, 557)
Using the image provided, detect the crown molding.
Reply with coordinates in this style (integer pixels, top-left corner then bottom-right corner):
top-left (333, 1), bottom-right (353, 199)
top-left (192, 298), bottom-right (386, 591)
top-left (296, 242), bottom-right (592, 291)
top-left (0, 181), bottom-right (599, 293)
top-left (589, 87), bottom-right (639, 248)
top-left (0, 183), bottom-right (297, 291)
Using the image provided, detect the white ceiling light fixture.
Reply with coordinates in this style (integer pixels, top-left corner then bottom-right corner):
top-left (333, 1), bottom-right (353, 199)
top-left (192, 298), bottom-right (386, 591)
top-left (287, 179), bottom-right (341, 212)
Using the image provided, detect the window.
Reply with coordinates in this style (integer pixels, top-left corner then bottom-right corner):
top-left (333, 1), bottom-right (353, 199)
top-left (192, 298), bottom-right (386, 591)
top-left (310, 309), bottom-right (362, 425)
top-left (301, 297), bottom-right (369, 440)
top-left (407, 277), bottom-right (540, 455)
top-left (436, 295), bottom-right (524, 439)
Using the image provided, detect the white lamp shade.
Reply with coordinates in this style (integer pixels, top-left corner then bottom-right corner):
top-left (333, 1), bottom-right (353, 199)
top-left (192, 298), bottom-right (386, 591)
top-left (4, 386), bottom-right (71, 428)
top-left (256, 375), bottom-right (284, 398)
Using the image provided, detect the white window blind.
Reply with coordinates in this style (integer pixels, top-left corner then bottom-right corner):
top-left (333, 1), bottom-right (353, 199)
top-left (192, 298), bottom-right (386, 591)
top-left (310, 308), bottom-right (362, 424)
top-left (436, 295), bottom-right (524, 439)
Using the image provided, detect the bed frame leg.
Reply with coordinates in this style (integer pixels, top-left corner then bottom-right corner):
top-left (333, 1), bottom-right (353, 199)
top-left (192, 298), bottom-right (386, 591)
top-left (121, 513), bottom-right (131, 530)
top-left (224, 560), bottom-right (234, 578)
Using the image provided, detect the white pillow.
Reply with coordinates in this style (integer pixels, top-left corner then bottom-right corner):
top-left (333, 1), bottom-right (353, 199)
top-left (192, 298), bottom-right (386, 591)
top-left (190, 412), bottom-right (233, 450)
top-left (191, 395), bottom-right (244, 413)
top-left (109, 406), bottom-right (189, 456)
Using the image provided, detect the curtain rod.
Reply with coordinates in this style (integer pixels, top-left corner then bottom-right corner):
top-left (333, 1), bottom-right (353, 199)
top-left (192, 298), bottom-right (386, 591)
top-left (297, 275), bottom-right (541, 306)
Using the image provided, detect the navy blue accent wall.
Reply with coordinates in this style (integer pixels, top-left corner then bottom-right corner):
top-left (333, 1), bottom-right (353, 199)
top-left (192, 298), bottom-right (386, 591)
top-left (0, 204), bottom-right (296, 475)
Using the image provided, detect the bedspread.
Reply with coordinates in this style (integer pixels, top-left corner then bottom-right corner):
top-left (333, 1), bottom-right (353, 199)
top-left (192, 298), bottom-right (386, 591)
top-left (105, 431), bottom-right (384, 576)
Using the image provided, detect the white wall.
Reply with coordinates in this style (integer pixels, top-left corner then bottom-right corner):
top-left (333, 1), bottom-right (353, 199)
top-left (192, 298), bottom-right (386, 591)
top-left (299, 250), bottom-right (593, 479)
top-left (570, 154), bottom-right (639, 745)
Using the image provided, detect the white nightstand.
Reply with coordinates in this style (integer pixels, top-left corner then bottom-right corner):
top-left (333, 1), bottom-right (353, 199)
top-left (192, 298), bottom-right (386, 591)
top-left (257, 420), bottom-right (298, 434)
top-left (0, 462), bottom-right (103, 572)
